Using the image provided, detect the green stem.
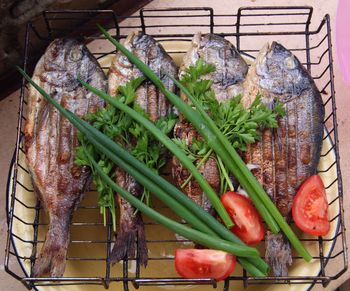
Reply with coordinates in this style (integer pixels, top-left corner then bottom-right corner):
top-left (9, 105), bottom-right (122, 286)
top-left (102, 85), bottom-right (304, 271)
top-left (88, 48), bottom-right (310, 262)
top-left (217, 156), bottom-right (234, 192)
top-left (90, 27), bottom-right (311, 260)
top-left (181, 148), bottom-right (213, 188)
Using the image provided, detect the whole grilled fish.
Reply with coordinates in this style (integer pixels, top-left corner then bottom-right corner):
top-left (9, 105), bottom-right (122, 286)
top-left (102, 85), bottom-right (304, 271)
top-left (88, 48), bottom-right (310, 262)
top-left (108, 32), bottom-right (177, 266)
top-left (241, 42), bottom-right (324, 276)
top-left (25, 39), bottom-right (106, 277)
top-left (173, 33), bottom-right (248, 213)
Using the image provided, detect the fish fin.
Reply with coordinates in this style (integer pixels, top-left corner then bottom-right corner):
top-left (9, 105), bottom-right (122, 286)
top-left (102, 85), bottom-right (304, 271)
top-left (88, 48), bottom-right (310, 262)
top-left (32, 222), bottom-right (69, 277)
top-left (136, 215), bottom-right (148, 267)
top-left (110, 215), bottom-right (148, 267)
top-left (265, 231), bottom-right (292, 276)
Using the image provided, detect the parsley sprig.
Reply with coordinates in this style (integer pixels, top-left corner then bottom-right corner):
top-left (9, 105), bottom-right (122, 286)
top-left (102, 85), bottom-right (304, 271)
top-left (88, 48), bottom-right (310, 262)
top-left (75, 77), bottom-right (177, 230)
top-left (174, 59), bottom-right (285, 194)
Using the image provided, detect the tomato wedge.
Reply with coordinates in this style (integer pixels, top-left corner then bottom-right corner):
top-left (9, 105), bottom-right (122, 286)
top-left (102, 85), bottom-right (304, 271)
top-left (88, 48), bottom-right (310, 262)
top-left (292, 175), bottom-right (330, 236)
top-left (174, 249), bottom-right (236, 281)
top-left (221, 191), bottom-right (264, 245)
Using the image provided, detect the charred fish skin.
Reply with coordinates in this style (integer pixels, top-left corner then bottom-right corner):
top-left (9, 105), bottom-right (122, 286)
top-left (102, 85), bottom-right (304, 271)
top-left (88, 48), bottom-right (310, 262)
top-left (173, 33), bottom-right (248, 213)
top-left (242, 42), bottom-right (324, 276)
top-left (108, 32), bottom-right (178, 266)
top-left (24, 38), bottom-right (106, 277)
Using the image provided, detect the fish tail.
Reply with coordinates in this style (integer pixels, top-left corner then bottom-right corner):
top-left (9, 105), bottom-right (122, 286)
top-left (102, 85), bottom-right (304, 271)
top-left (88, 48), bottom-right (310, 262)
top-left (110, 215), bottom-right (148, 267)
top-left (32, 218), bottom-right (70, 277)
top-left (265, 231), bottom-right (292, 276)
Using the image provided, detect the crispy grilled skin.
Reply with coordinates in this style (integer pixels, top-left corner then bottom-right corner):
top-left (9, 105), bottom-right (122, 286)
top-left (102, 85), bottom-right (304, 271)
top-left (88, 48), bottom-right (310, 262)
top-left (173, 33), bottom-right (248, 213)
top-left (24, 38), bottom-right (106, 277)
top-left (241, 42), bottom-right (325, 276)
top-left (108, 32), bottom-right (178, 266)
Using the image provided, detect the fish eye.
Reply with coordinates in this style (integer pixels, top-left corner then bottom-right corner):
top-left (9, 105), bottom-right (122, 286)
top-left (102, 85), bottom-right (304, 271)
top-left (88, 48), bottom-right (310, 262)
top-left (69, 48), bottom-right (83, 62)
top-left (284, 56), bottom-right (296, 70)
top-left (219, 46), bottom-right (235, 59)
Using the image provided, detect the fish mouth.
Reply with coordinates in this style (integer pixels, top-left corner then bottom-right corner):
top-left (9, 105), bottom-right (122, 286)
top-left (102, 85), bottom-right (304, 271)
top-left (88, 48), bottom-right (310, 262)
top-left (255, 42), bottom-right (271, 77)
top-left (256, 41), bottom-right (281, 64)
top-left (256, 42), bottom-right (270, 63)
top-left (255, 41), bottom-right (282, 77)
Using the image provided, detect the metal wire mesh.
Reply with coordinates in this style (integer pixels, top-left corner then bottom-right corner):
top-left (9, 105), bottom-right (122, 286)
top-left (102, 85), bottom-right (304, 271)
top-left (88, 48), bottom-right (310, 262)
top-left (5, 6), bottom-right (348, 291)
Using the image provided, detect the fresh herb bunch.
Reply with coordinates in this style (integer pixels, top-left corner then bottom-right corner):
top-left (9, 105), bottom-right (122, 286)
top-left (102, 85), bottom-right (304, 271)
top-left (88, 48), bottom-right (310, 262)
top-left (75, 77), bottom-right (177, 230)
top-left (173, 59), bottom-right (285, 194)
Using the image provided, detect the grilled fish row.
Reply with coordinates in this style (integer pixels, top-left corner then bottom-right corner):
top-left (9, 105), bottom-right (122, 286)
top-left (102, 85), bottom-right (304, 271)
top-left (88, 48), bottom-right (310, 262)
top-left (26, 31), bottom-right (324, 278)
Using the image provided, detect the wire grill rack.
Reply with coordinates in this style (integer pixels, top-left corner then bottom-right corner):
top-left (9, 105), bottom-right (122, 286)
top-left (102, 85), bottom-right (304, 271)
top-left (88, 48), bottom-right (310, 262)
top-left (5, 6), bottom-right (348, 291)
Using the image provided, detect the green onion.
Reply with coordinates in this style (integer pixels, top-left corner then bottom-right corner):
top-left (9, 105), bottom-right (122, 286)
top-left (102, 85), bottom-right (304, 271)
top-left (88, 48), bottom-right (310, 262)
top-left (17, 68), bottom-right (255, 256)
top-left (97, 25), bottom-right (312, 262)
top-left (17, 67), bottom-right (268, 275)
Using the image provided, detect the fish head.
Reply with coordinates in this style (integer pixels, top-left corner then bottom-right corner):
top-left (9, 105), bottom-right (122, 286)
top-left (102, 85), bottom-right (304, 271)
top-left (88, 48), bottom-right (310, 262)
top-left (132, 33), bottom-right (155, 52)
top-left (255, 41), bottom-right (311, 99)
top-left (42, 38), bottom-right (92, 91)
top-left (200, 34), bottom-right (248, 87)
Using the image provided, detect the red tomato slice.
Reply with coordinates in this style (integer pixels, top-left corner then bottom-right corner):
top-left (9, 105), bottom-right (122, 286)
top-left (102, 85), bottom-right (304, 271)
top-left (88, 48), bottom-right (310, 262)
top-left (292, 175), bottom-right (330, 236)
top-left (175, 249), bottom-right (236, 281)
top-left (221, 191), bottom-right (264, 245)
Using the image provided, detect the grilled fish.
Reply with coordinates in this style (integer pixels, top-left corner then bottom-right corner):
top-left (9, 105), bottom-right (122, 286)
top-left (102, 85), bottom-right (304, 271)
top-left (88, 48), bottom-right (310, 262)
top-left (24, 38), bottom-right (106, 277)
top-left (108, 32), bottom-right (177, 266)
top-left (241, 42), bottom-right (325, 276)
top-left (173, 33), bottom-right (248, 213)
